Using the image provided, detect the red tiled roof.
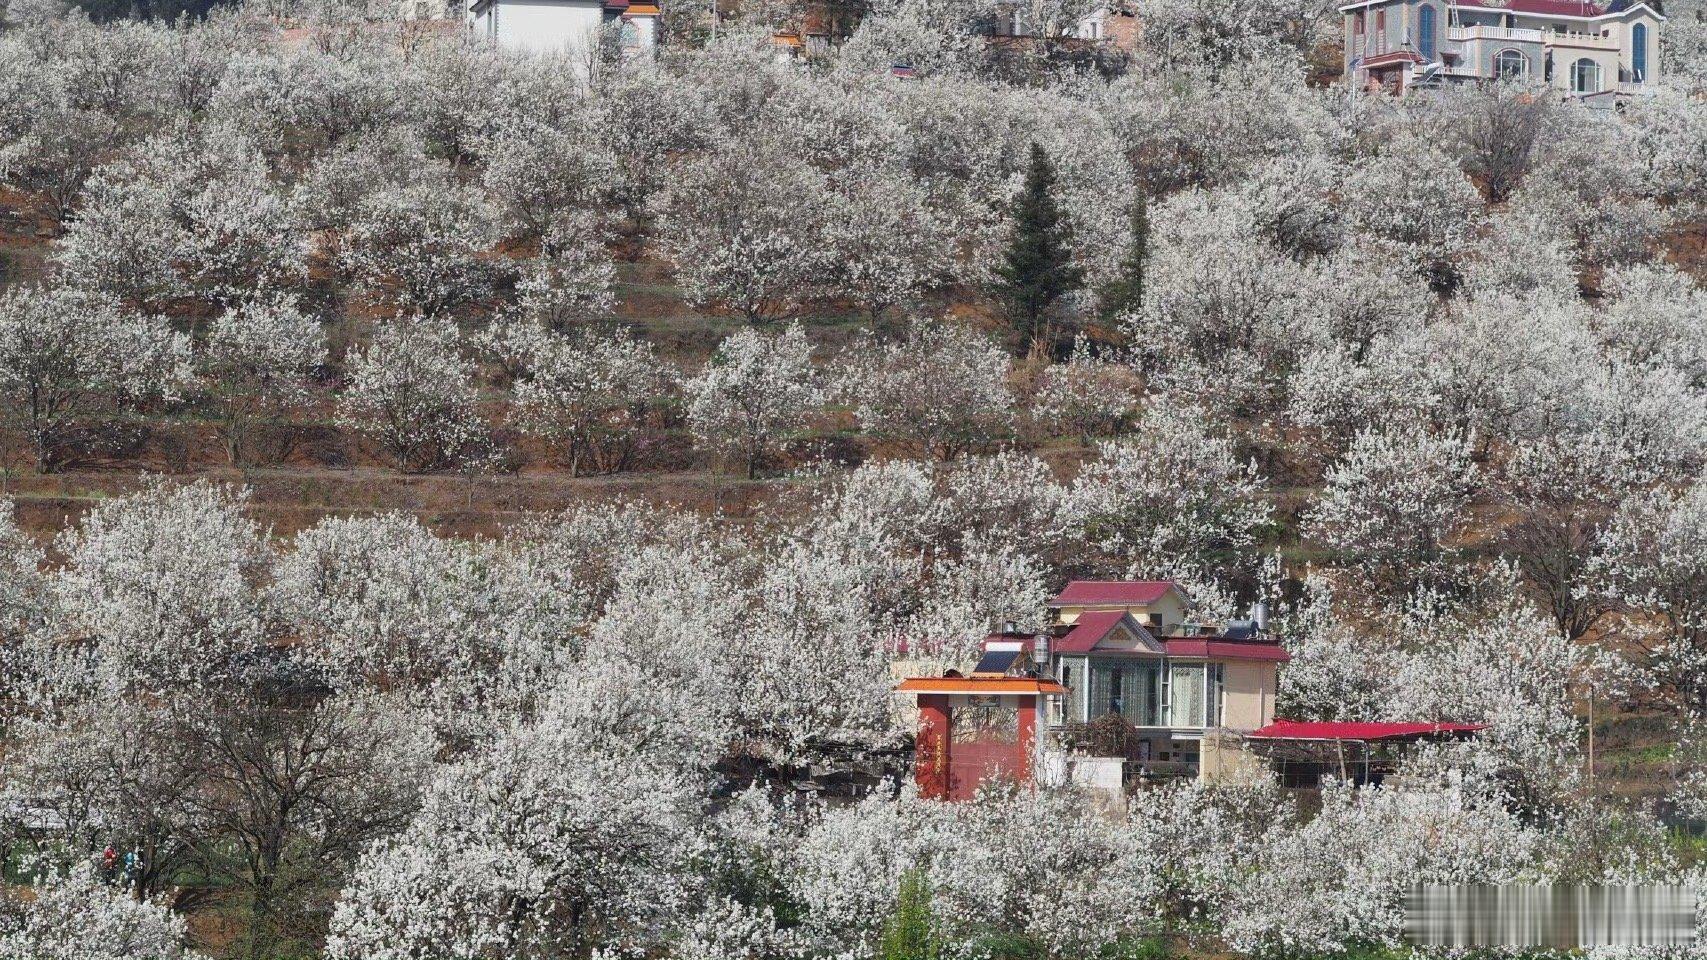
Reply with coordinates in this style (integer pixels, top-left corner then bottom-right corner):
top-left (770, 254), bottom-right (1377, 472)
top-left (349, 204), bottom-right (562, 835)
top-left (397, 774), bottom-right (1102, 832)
top-left (1164, 639), bottom-right (1290, 662)
top-left (1247, 720), bottom-right (1487, 741)
top-left (1055, 610), bottom-right (1136, 653)
top-left (1050, 580), bottom-right (1177, 607)
top-left (1455, 0), bottom-right (1605, 15)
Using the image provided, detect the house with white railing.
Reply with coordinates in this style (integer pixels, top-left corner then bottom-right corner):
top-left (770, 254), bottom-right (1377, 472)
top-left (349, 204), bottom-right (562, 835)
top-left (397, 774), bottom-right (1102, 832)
top-left (1340, 0), bottom-right (1664, 98)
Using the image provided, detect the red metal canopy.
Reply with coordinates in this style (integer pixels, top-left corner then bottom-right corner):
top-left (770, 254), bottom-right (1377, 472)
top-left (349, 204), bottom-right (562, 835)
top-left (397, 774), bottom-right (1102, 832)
top-left (1247, 720), bottom-right (1487, 741)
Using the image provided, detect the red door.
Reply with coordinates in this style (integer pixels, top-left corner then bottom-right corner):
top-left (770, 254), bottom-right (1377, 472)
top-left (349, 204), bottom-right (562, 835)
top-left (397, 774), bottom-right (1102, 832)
top-left (944, 696), bottom-right (1037, 801)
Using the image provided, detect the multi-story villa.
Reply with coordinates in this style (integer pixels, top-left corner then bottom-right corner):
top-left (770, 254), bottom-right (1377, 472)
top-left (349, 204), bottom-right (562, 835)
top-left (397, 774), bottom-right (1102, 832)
top-left (1340, 0), bottom-right (1665, 97)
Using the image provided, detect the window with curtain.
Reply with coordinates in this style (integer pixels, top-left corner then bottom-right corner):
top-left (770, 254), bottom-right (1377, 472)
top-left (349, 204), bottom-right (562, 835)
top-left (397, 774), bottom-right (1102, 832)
top-left (1121, 662), bottom-right (1161, 726)
top-left (1169, 664), bottom-right (1206, 727)
top-left (1088, 662), bottom-right (1113, 721)
top-left (1418, 5), bottom-right (1437, 61)
top-left (1632, 23), bottom-right (1647, 80)
top-left (1086, 660), bottom-right (1164, 725)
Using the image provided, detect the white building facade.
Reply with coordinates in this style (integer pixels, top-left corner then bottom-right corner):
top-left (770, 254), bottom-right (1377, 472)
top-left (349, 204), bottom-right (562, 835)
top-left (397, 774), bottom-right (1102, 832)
top-left (469, 0), bottom-right (658, 60)
top-left (1340, 0), bottom-right (1664, 98)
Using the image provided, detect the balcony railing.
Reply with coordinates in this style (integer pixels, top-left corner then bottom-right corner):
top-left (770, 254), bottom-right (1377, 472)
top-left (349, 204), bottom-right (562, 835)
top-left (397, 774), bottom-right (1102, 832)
top-left (1446, 24), bottom-right (1545, 42)
top-left (1545, 30), bottom-right (1619, 49)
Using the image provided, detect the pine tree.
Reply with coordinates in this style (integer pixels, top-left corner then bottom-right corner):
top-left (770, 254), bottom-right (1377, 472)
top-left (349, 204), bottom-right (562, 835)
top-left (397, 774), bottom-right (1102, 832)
top-left (1099, 191), bottom-right (1149, 322)
top-left (994, 143), bottom-right (1084, 358)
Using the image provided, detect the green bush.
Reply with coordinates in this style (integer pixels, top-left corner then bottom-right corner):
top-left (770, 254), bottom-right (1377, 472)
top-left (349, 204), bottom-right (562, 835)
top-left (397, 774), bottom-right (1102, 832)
top-left (1098, 937), bottom-right (1174, 960)
top-left (880, 868), bottom-right (940, 960)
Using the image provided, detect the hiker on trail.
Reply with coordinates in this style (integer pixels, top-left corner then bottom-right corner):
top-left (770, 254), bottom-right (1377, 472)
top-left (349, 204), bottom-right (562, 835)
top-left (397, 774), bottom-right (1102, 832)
top-left (100, 845), bottom-right (117, 882)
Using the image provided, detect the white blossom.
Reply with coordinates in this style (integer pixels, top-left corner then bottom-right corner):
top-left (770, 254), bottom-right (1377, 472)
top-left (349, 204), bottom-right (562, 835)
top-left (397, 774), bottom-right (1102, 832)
top-left (200, 294), bottom-right (325, 465)
top-left (1068, 399), bottom-right (1272, 581)
top-left (506, 322), bottom-right (669, 476)
top-left (0, 863), bottom-right (202, 960)
top-left (840, 319), bottom-right (1015, 460)
top-left (1304, 425), bottom-right (1478, 596)
top-left (49, 480), bottom-right (270, 700)
top-left (341, 183), bottom-right (506, 317)
top-left (338, 317), bottom-right (485, 471)
top-left (1592, 480), bottom-right (1707, 718)
top-left (1030, 339), bottom-right (1143, 443)
top-left (684, 323), bottom-right (823, 478)
top-left (0, 286), bottom-right (189, 471)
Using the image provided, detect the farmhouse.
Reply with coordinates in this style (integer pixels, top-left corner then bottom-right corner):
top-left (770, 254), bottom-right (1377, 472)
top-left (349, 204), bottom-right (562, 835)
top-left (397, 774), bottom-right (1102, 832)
top-left (1339, 0), bottom-right (1664, 97)
top-left (901, 580), bottom-right (1486, 799)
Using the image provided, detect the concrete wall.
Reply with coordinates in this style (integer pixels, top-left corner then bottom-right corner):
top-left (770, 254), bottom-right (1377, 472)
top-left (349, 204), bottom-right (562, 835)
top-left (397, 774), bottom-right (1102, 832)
top-left (1199, 730), bottom-right (1266, 783)
top-left (1344, 1), bottom-right (1408, 60)
top-left (1068, 755), bottom-right (1125, 794)
top-left (1471, 37), bottom-right (1545, 79)
top-left (628, 13), bottom-right (657, 49)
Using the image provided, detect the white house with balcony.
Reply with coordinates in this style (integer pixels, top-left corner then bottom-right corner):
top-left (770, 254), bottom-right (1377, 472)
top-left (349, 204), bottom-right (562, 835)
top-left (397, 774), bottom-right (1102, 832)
top-left (1340, 0), bottom-right (1663, 98)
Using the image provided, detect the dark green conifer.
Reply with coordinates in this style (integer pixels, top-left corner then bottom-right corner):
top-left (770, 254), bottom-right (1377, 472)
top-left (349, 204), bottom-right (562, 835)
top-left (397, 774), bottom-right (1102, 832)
top-left (994, 143), bottom-right (1084, 357)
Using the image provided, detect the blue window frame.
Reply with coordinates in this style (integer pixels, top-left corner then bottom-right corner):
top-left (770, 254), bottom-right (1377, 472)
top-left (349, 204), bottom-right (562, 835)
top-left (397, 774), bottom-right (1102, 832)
top-left (1632, 22), bottom-right (1647, 81)
top-left (1419, 4), bottom-right (1437, 61)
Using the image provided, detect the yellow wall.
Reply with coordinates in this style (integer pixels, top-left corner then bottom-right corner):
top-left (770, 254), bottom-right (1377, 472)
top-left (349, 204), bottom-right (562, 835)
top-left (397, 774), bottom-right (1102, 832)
top-left (1220, 661), bottom-right (1277, 732)
top-left (1055, 591), bottom-right (1189, 632)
